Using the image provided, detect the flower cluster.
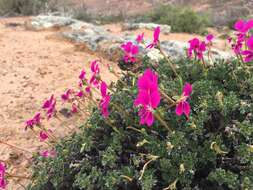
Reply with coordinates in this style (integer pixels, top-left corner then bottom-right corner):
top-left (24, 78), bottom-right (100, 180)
top-left (175, 83), bottom-right (193, 118)
top-left (121, 42), bottom-right (139, 63)
top-left (25, 112), bottom-right (41, 130)
top-left (229, 18), bottom-right (253, 62)
top-left (187, 34), bottom-right (214, 61)
top-left (146, 26), bottom-right (160, 49)
top-left (23, 59), bottom-right (112, 162)
top-left (0, 163), bottom-right (6, 189)
top-left (42, 95), bottom-right (56, 119)
top-left (134, 69), bottom-right (161, 126)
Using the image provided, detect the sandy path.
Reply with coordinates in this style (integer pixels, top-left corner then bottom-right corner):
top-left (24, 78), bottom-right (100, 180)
top-left (0, 17), bottom-right (117, 189)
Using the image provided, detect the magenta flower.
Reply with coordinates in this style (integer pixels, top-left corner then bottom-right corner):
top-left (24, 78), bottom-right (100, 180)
top-left (79, 70), bottom-right (87, 81)
top-left (146, 26), bottom-right (160, 49)
top-left (42, 95), bottom-right (57, 119)
top-left (0, 162), bottom-right (6, 189)
top-left (206, 34), bottom-right (214, 43)
top-left (90, 60), bottom-right (100, 74)
top-left (234, 19), bottom-right (253, 33)
top-left (76, 90), bottom-right (84, 98)
top-left (136, 33), bottom-right (144, 43)
top-left (134, 69), bottom-right (160, 126)
top-left (99, 81), bottom-right (111, 118)
top-left (241, 36), bottom-right (253, 62)
top-left (89, 60), bottom-right (101, 87)
top-left (39, 130), bottom-right (52, 142)
top-left (85, 86), bottom-right (91, 93)
top-left (89, 74), bottom-right (100, 87)
top-left (25, 112), bottom-right (41, 130)
top-left (40, 150), bottom-right (57, 158)
top-left (175, 83), bottom-right (192, 118)
top-left (47, 100), bottom-right (56, 119)
top-left (188, 38), bottom-right (206, 60)
top-left (61, 89), bottom-right (72, 102)
top-left (71, 103), bottom-right (78, 113)
top-left (121, 41), bottom-right (139, 63)
top-left (42, 94), bottom-right (54, 109)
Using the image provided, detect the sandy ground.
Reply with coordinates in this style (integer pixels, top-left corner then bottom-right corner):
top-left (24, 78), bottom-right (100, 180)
top-left (0, 17), bottom-right (229, 189)
top-left (0, 17), bottom-right (117, 189)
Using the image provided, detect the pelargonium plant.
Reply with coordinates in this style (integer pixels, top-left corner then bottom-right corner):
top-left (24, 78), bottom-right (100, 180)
top-left (0, 18), bottom-right (253, 190)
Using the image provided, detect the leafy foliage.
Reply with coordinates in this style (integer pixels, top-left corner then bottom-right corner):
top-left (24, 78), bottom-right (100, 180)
top-left (28, 56), bottom-right (253, 190)
top-left (137, 5), bottom-right (210, 34)
top-left (0, 0), bottom-right (48, 16)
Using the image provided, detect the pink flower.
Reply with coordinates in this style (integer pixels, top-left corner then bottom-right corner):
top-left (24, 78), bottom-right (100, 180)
top-left (188, 38), bottom-right (206, 60)
top-left (76, 90), bottom-right (84, 98)
top-left (134, 69), bottom-right (160, 126)
top-left (39, 130), bottom-right (52, 142)
top-left (40, 150), bottom-right (57, 158)
top-left (61, 89), bottom-right (72, 102)
top-left (42, 95), bottom-right (57, 119)
top-left (121, 41), bottom-right (139, 63)
top-left (241, 36), bottom-right (253, 62)
top-left (25, 112), bottom-right (41, 130)
top-left (85, 86), bottom-right (91, 93)
top-left (146, 26), bottom-right (160, 49)
top-left (234, 19), bottom-right (253, 33)
top-left (89, 74), bottom-right (100, 87)
top-left (79, 70), bottom-right (87, 81)
top-left (136, 33), bottom-right (144, 43)
top-left (42, 95), bottom-right (54, 109)
top-left (99, 81), bottom-right (111, 118)
top-left (0, 162), bottom-right (6, 189)
top-left (89, 60), bottom-right (101, 87)
top-left (206, 34), bottom-right (214, 43)
top-left (71, 103), bottom-right (78, 113)
top-left (175, 83), bottom-right (192, 118)
top-left (90, 60), bottom-right (100, 74)
top-left (46, 100), bottom-right (56, 119)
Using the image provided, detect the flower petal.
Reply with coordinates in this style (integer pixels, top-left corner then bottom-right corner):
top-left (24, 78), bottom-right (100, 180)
top-left (175, 102), bottom-right (183, 116)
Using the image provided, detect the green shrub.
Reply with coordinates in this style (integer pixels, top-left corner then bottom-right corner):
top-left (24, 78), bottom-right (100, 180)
top-left (28, 56), bottom-right (253, 189)
top-left (0, 0), bottom-right (47, 16)
top-left (137, 5), bottom-right (210, 34)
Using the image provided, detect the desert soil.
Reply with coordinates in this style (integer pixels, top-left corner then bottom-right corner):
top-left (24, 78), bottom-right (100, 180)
top-left (0, 17), bottom-right (228, 189)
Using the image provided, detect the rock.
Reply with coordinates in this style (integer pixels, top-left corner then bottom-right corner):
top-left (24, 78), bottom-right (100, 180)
top-left (146, 49), bottom-right (164, 63)
top-left (31, 15), bottom-right (75, 30)
top-left (123, 23), bottom-right (171, 34)
top-left (62, 29), bottom-right (121, 51)
top-left (29, 15), bottom-right (233, 63)
top-left (160, 41), bottom-right (188, 60)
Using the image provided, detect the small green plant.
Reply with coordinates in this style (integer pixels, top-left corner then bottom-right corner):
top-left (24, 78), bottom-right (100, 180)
top-left (138, 5), bottom-right (210, 34)
top-left (0, 0), bottom-right (48, 16)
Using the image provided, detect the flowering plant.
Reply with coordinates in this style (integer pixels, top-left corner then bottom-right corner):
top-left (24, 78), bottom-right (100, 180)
top-left (1, 19), bottom-right (253, 190)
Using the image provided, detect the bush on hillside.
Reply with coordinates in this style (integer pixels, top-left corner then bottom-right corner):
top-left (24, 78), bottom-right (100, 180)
top-left (137, 5), bottom-right (210, 34)
top-left (0, 0), bottom-right (48, 16)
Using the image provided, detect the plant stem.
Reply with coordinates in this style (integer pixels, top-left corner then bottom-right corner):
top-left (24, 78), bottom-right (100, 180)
top-left (154, 112), bottom-right (172, 133)
top-left (139, 155), bottom-right (159, 180)
top-left (157, 42), bottom-right (180, 78)
top-left (0, 141), bottom-right (32, 154)
top-left (6, 173), bottom-right (31, 180)
top-left (160, 88), bottom-right (176, 105)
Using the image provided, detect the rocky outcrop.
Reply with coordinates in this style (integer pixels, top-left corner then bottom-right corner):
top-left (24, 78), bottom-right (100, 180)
top-left (29, 15), bottom-right (234, 63)
top-left (31, 15), bottom-right (75, 29)
top-left (123, 23), bottom-right (171, 34)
